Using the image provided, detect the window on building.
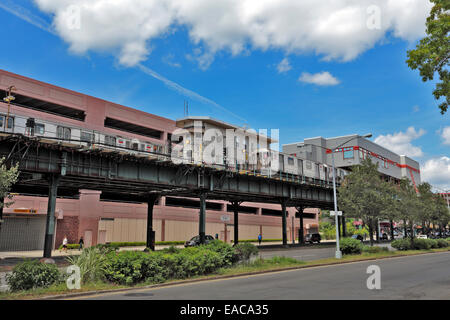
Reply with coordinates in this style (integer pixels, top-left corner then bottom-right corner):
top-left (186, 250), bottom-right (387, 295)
top-left (343, 150), bottom-right (354, 159)
top-left (57, 126), bottom-right (71, 140)
top-left (306, 160), bottom-right (312, 170)
top-left (288, 157), bottom-right (294, 166)
top-left (35, 123), bottom-right (45, 135)
top-left (80, 131), bottom-right (94, 143)
top-left (104, 135), bottom-right (116, 146)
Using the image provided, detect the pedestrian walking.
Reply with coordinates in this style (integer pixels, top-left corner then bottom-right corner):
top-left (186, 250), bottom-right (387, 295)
top-left (61, 236), bottom-right (68, 253)
top-left (79, 237), bottom-right (84, 251)
top-left (258, 234), bottom-right (262, 245)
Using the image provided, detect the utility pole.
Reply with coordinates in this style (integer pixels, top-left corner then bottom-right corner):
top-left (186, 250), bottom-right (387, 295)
top-left (3, 86), bottom-right (16, 130)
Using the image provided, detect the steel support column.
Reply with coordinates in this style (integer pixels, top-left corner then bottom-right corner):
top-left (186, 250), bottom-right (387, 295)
top-left (281, 200), bottom-right (287, 246)
top-left (43, 174), bottom-right (60, 258)
top-left (231, 201), bottom-right (240, 245)
top-left (199, 193), bottom-right (207, 244)
top-left (146, 194), bottom-right (160, 251)
top-left (297, 206), bottom-right (304, 244)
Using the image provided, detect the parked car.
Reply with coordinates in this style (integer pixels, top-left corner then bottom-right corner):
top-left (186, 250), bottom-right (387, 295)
top-left (305, 233), bottom-right (321, 244)
top-left (351, 234), bottom-right (364, 242)
top-left (184, 235), bottom-right (215, 247)
top-left (416, 234), bottom-right (427, 239)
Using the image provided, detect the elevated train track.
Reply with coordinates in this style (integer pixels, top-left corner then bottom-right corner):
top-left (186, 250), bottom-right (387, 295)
top-left (0, 133), bottom-right (337, 257)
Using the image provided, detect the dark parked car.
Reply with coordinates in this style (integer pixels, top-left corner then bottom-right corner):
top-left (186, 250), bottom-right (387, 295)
top-left (184, 235), bottom-right (215, 247)
top-left (351, 234), bottom-right (363, 242)
top-left (305, 233), bottom-right (321, 244)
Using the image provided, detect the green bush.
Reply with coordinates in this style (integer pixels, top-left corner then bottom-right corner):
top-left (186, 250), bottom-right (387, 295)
top-left (427, 239), bottom-right (439, 249)
top-left (412, 239), bottom-right (432, 250)
top-left (436, 239), bottom-right (449, 248)
top-left (6, 260), bottom-right (61, 291)
top-left (233, 243), bottom-right (259, 261)
top-left (340, 237), bottom-right (363, 255)
top-left (58, 244), bottom-right (80, 250)
top-left (103, 246), bottom-right (226, 285)
top-left (66, 247), bottom-right (107, 283)
top-left (362, 246), bottom-right (389, 254)
top-left (391, 239), bottom-right (412, 251)
top-left (202, 240), bottom-right (236, 266)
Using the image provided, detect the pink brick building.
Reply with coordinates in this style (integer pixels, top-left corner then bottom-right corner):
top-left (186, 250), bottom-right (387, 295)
top-left (0, 69), bottom-right (319, 251)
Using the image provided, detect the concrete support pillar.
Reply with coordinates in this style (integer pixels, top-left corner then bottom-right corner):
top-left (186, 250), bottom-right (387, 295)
top-left (44, 174), bottom-right (60, 258)
top-left (199, 193), bottom-right (206, 244)
top-left (281, 200), bottom-right (287, 246)
top-left (146, 194), bottom-right (160, 251)
top-left (231, 201), bottom-right (240, 245)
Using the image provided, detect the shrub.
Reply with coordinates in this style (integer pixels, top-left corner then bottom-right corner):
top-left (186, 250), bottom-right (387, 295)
top-left (66, 247), bottom-right (107, 283)
top-left (436, 239), bottom-right (449, 248)
top-left (340, 237), bottom-right (363, 255)
top-left (391, 239), bottom-right (412, 251)
top-left (426, 239), bottom-right (439, 249)
top-left (103, 251), bottom-right (151, 285)
top-left (362, 246), bottom-right (389, 254)
top-left (161, 245), bottom-right (181, 254)
top-left (58, 244), bottom-right (80, 250)
top-left (103, 247), bottom-right (225, 285)
top-left (6, 260), bottom-right (61, 291)
top-left (233, 243), bottom-right (259, 261)
top-left (412, 239), bottom-right (432, 250)
top-left (202, 240), bottom-right (236, 266)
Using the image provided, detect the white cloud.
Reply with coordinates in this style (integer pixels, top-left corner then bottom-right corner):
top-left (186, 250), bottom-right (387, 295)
top-left (277, 58), bottom-right (291, 73)
top-left (33, 0), bottom-right (433, 68)
top-left (298, 71), bottom-right (340, 86)
top-left (374, 127), bottom-right (426, 158)
top-left (420, 156), bottom-right (450, 190)
top-left (440, 126), bottom-right (450, 145)
top-left (413, 105), bottom-right (420, 112)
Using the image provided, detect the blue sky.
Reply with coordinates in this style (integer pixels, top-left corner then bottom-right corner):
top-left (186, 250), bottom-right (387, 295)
top-left (0, 0), bottom-right (449, 190)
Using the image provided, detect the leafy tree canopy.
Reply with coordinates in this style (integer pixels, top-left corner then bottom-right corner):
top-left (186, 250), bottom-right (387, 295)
top-left (406, 0), bottom-right (449, 114)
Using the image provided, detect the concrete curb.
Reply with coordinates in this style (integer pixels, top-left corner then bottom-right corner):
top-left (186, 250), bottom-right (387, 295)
top-left (35, 249), bottom-right (450, 300)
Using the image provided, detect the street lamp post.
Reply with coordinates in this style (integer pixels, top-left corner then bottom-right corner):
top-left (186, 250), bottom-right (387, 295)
top-left (301, 133), bottom-right (372, 259)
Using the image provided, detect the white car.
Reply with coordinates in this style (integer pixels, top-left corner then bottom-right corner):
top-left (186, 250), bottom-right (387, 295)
top-left (416, 234), bottom-right (427, 239)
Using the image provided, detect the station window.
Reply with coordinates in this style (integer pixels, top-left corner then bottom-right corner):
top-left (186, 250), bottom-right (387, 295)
top-left (35, 123), bottom-right (45, 135)
top-left (104, 135), bottom-right (116, 146)
top-left (81, 131), bottom-right (94, 143)
top-left (57, 126), bottom-right (71, 140)
top-left (288, 157), bottom-right (294, 165)
top-left (0, 115), bottom-right (14, 130)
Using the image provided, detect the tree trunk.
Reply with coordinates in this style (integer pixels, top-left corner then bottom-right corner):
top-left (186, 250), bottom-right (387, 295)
top-left (390, 220), bottom-right (394, 241)
top-left (403, 220), bottom-right (408, 239)
top-left (368, 219), bottom-right (374, 246)
top-left (409, 220), bottom-right (415, 248)
top-left (375, 219), bottom-right (380, 243)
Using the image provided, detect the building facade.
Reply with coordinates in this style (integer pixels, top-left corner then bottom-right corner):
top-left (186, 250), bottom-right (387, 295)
top-left (283, 134), bottom-right (421, 185)
top-left (0, 69), bottom-right (319, 251)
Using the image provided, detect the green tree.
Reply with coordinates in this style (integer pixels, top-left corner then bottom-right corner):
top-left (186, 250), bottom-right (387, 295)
top-left (0, 157), bottom-right (19, 207)
top-left (0, 157), bottom-right (19, 232)
top-left (406, 0), bottom-right (449, 114)
top-left (338, 159), bottom-right (392, 246)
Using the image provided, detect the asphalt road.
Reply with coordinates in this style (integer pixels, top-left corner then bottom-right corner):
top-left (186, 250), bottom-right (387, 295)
top-left (258, 242), bottom-right (392, 261)
top-left (76, 251), bottom-right (450, 300)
